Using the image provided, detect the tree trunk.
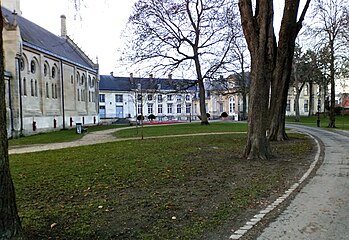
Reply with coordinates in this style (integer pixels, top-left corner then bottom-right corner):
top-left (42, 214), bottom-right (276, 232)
top-left (294, 90), bottom-right (301, 122)
top-left (268, 0), bottom-right (303, 141)
top-left (328, 40), bottom-right (336, 128)
top-left (239, 0), bottom-right (274, 160)
top-left (193, 55), bottom-right (208, 125)
top-left (309, 81), bottom-right (314, 116)
top-left (0, 10), bottom-right (25, 239)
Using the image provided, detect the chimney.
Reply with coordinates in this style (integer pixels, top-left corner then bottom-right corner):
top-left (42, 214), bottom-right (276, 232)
top-left (11, 10), bottom-right (18, 27)
top-left (60, 15), bottom-right (67, 37)
top-left (168, 74), bottom-right (172, 80)
top-left (130, 73), bottom-right (133, 80)
top-left (110, 72), bottom-right (114, 77)
top-left (149, 74), bottom-right (153, 79)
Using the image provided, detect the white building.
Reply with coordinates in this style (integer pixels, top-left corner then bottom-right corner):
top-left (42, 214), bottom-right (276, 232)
top-left (99, 74), bottom-right (196, 122)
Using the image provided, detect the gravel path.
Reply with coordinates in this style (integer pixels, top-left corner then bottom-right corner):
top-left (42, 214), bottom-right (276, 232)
top-left (256, 125), bottom-right (349, 240)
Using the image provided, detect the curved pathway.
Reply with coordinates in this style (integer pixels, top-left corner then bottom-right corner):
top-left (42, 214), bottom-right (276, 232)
top-left (8, 127), bottom-right (245, 155)
top-left (256, 125), bottom-right (349, 240)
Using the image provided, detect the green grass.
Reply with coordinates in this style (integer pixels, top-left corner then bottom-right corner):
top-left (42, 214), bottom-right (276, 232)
top-left (9, 129), bottom-right (83, 147)
top-left (11, 132), bottom-right (314, 239)
top-left (115, 122), bottom-right (248, 138)
top-left (9, 124), bottom-right (129, 147)
top-left (286, 115), bottom-right (349, 130)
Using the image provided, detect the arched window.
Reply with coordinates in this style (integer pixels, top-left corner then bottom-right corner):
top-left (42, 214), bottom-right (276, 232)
top-left (44, 62), bottom-right (49, 77)
top-left (52, 66), bottom-right (56, 79)
top-left (30, 60), bottom-right (36, 74)
top-left (76, 73), bottom-right (80, 85)
top-left (81, 74), bottom-right (85, 86)
top-left (20, 58), bottom-right (25, 71)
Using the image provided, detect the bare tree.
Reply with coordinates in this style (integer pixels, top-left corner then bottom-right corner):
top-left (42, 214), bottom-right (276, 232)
top-left (309, 0), bottom-right (349, 128)
top-left (239, 0), bottom-right (311, 159)
top-left (291, 46), bottom-right (324, 121)
top-left (0, 8), bottom-right (25, 239)
top-left (122, 0), bottom-right (237, 125)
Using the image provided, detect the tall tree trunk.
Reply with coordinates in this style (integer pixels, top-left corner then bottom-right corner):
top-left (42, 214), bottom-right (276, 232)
top-left (194, 56), bottom-right (208, 125)
top-left (239, 0), bottom-right (275, 160)
top-left (294, 90), bottom-right (301, 122)
top-left (0, 10), bottom-right (25, 239)
top-left (268, 0), bottom-right (306, 141)
top-left (328, 40), bottom-right (336, 128)
top-left (309, 81), bottom-right (314, 116)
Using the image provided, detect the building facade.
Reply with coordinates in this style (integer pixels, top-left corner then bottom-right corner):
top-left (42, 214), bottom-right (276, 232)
top-left (2, 1), bottom-right (99, 137)
top-left (99, 74), bottom-right (196, 122)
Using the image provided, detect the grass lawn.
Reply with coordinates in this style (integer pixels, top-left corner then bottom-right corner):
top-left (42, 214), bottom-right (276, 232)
top-left (9, 124), bottom-right (129, 147)
top-left (286, 115), bottom-right (349, 130)
top-left (11, 131), bottom-right (315, 239)
top-left (115, 121), bottom-right (248, 138)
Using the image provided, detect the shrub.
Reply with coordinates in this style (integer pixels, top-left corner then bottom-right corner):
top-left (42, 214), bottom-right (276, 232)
top-left (221, 112), bottom-right (228, 118)
top-left (137, 115), bottom-right (145, 121)
top-left (148, 114), bottom-right (156, 120)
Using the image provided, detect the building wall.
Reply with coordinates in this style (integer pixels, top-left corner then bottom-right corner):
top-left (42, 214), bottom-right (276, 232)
top-left (3, 18), bottom-right (99, 137)
top-left (99, 90), bottom-right (195, 121)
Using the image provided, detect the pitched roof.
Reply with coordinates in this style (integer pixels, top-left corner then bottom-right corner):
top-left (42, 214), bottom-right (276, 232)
top-left (2, 7), bottom-right (97, 72)
top-left (99, 75), bottom-right (196, 92)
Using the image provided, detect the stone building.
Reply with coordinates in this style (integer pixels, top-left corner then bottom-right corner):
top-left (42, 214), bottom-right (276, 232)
top-left (2, 0), bottom-right (99, 137)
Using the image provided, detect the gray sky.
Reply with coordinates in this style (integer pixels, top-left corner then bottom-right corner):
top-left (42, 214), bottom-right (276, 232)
top-left (20, 0), bottom-right (310, 76)
top-left (21, 0), bottom-right (137, 75)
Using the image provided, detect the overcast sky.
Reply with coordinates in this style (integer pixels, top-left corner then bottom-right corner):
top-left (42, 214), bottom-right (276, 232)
top-left (20, 0), bottom-right (137, 75)
top-left (19, 0), bottom-right (309, 76)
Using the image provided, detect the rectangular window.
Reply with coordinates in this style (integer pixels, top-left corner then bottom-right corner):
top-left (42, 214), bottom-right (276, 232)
top-left (177, 104), bottom-right (182, 113)
top-left (167, 95), bottom-right (173, 101)
top-left (115, 94), bottom-right (123, 103)
top-left (148, 103), bottom-right (153, 114)
top-left (304, 100), bottom-right (309, 112)
top-left (147, 94), bottom-right (153, 101)
top-left (185, 94), bottom-right (190, 101)
top-left (219, 102), bottom-right (224, 113)
top-left (46, 83), bottom-right (49, 98)
top-left (167, 103), bottom-right (173, 114)
top-left (31, 80), bottom-right (34, 96)
top-left (158, 94), bottom-right (163, 102)
top-left (286, 100), bottom-right (291, 111)
top-left (158, 104), bottom-right (163, 114)
top-left (137, 104), bottom-right (142, 114)
top-left (186, 104), bottom-right (191, 114)
top-left (23, 78), bottom-right (27, 96)
top-left (34, 80), bottom-right (38, 97)
top-left (137, 94), bottom-right (142, 101)
top-left (177, 95), bottom-right (182, 102)
top-left (99, 94), bottom-right (105, 102)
